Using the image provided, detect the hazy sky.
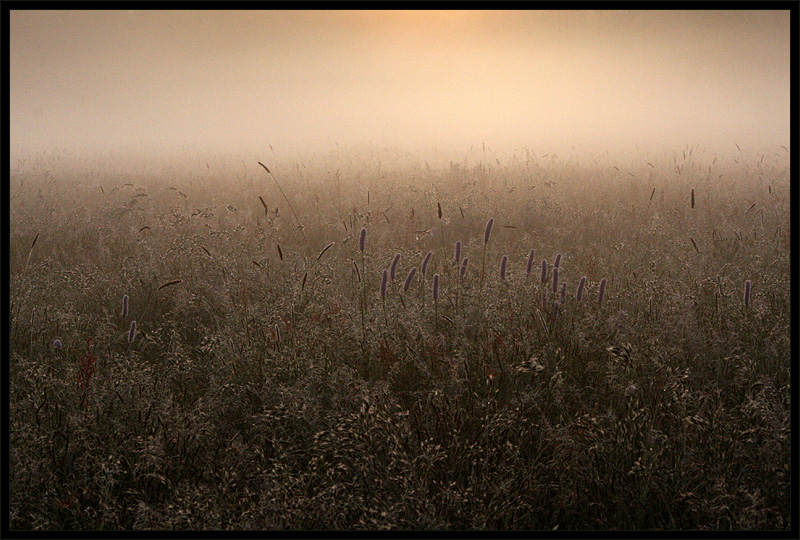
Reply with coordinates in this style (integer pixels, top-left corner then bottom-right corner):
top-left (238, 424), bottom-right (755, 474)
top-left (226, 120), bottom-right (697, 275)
top-left (9, 10), bottom-right (791, 159)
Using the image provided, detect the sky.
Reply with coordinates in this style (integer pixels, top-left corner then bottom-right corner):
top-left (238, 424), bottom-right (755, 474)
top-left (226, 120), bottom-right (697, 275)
top-left (8, 10), bottom-right (792, 160)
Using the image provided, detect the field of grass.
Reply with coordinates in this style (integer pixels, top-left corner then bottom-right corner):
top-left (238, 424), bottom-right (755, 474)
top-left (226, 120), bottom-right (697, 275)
top-left (7, 145), bottom-right (791, 530)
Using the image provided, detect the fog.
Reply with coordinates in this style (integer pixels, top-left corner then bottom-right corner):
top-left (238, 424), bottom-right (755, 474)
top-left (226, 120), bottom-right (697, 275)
top-left (9, 10), bottom-right (791, 163)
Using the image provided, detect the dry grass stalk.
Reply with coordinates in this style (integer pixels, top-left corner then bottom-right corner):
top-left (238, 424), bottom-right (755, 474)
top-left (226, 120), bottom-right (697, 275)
top-left (258, 161), bottom-right (305, 242)
top-left (158, 280), bottom-right (183, 290)
top-left (317, 242), bottom-right (335, 261)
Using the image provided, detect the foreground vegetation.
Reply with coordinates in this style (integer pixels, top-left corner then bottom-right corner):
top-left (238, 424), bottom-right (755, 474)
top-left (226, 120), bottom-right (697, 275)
top-left (8, 145), bottom-right (791, 530)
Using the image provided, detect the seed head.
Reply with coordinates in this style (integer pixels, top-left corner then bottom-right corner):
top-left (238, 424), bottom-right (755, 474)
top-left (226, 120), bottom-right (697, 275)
top-left (598, 278), bottom-right (608, 305)
top-left (432, 274), bottom-right (440, 300)
top-left (128, 320), bottom-right (137, 344)
top-left (403, 267), bottom-right (417, 292)
top-left (554, 253), bottom-right (562, 269)
top-left (484, 218), bottom-right (494, 244)
top-left (552, 267), bottom-right (559, 293)
top-left (460, 257), bottom-right (469, 278)
top-left (380, 269), bottom-right (388, 299)
top-left (54, 339), bottom-right (62, 349)
top-left (540, 259), bottom-right (548, 284)
top-left (390, 253), bottom-right (401, 280)
top-left (500, 255), bottom-right (508, 281)
top-left (576, 276), bottom-right (587, 301)
top-left (359, 228), bottom-right (367, 251)
top-left (455, 241), bottom-right (462, 263)
top-left (744, 279), bottom-right (752, 308)
top-left (422, 251), bottom-right (433, 275)
top-left (122, 294), bottom-right (129, 319)
top-left (526, 249), bottom-right (535, 275)
top-left (553, 301), bottom-right (560, 322)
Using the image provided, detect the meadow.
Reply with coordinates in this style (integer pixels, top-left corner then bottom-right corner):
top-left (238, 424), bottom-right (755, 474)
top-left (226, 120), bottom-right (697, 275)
top-left (7, 144), bottom-right (791, 530)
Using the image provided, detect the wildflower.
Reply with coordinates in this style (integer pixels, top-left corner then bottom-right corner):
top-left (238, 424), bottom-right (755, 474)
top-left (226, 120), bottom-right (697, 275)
top-left (128, 320), bottom-right (137, 344)
top-left (526, 249), bottom-right (535, 275)
top-left (390, 253), bottom-right (401, 281)
top-left (554, 253), bottom-right (562, 269)
top-left (380, 269), bottom-right (388, 299)
top-left (576, 276), bottom-right (587, 301)
top-left (484, 218), bottom-right (494, 244)
top-left (77, 338), bottom-right (96, 392)
top-left (455, 241), bottom-right (462, 263)
top-left (552, 267), bottom-right (559, 293)
top-left (122, 294), bottom-right (129, 318)
top-left (744, 279), bottom-right (752, 308)
top-left (500, 255), bottom-right (508, 281)
top-left (432, 274), bottom-right (440, 300)
top-left (359, 228), bottom-right (367, 251)
top-left (422, 251), bottom-right (433, 275)
top-left (54, 339), bottom-right (62, 349)
top-left (460, 257), bottom-right (469, 278)
top-left (403, 267), bottom-right (417, 292)
top-left (540, 259), bottom-right (548, 284)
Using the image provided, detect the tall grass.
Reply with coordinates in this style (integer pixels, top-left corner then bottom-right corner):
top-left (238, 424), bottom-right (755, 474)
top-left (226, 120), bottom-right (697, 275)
top-left (480, 218), bottom-right (493, 290)
top-left (7, 145), bottom-right (790, 531)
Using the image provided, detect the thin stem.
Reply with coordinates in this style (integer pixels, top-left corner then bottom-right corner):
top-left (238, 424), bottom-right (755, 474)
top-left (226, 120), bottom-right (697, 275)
top-left (434, 298), bottom-right (439, 333)
top-left (258, 161), bottom-right (307, 247)
top-left (480, 243), bottom-right (487, 291)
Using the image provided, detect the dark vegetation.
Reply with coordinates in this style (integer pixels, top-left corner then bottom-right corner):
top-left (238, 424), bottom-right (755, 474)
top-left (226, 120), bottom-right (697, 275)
top-left (8, 145), bottom-right (791, 530)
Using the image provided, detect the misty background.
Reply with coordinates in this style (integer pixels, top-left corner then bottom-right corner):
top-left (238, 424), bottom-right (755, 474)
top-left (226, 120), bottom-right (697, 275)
top-left (9, 10), bottom-right (791, 162)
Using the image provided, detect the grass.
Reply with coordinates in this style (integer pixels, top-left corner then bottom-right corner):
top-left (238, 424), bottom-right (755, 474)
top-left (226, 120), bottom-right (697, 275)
top-left (7, 145), bottom-right (791, 530)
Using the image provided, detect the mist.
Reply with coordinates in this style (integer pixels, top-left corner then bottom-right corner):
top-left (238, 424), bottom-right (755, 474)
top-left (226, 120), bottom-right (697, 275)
top-left (7, 11), bottom-right (794, 531)
top-left (9, 10), bottom-right (791, 163)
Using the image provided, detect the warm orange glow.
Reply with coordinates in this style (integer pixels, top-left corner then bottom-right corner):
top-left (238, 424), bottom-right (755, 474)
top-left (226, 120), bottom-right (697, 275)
top-left (9, 10), bottom-right (790, 158)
